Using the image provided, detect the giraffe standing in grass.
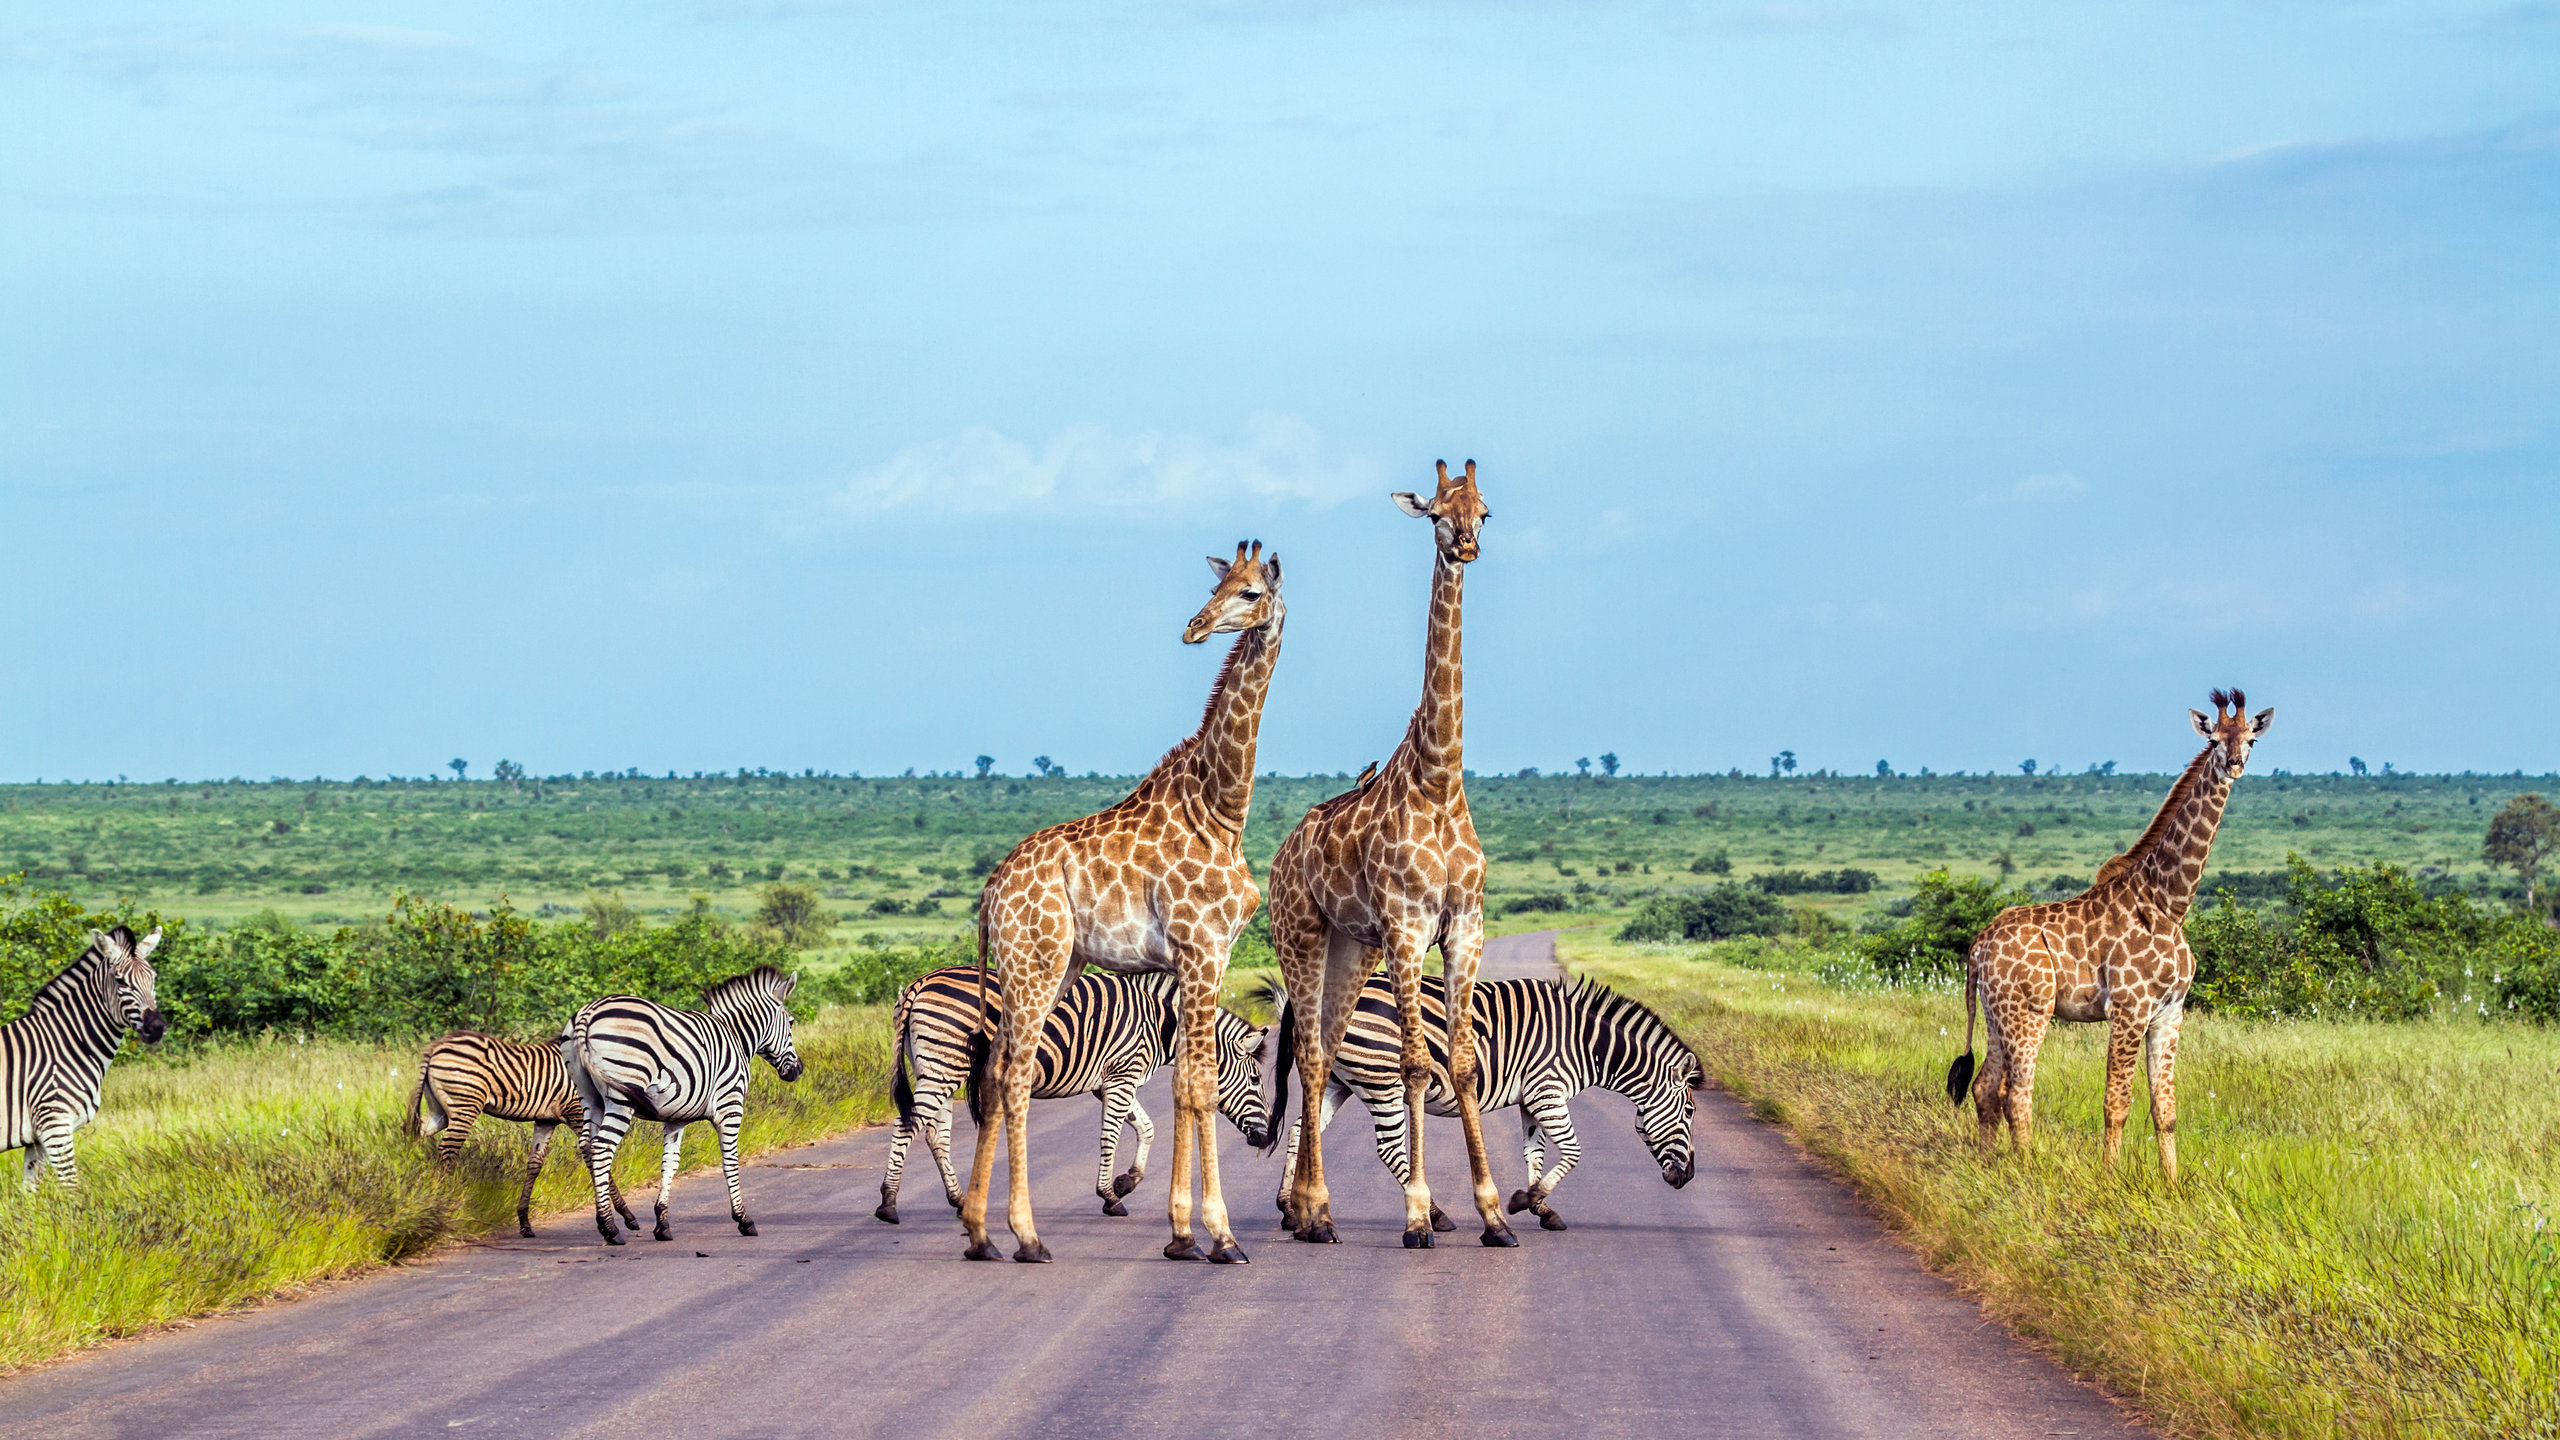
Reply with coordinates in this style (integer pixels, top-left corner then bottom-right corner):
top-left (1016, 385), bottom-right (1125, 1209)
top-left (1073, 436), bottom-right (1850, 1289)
top-left (1948, 688), bottom-right (2273, 1181)
top-left (959, 541), bottom-right (1284, 1265)
top-left (1267, 460), bottom-right (1517, 1250)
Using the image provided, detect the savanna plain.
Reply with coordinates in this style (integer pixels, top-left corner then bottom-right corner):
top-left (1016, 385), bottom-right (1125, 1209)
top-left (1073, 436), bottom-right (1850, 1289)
top-left (5, 766), bottom-right (2558, 1439)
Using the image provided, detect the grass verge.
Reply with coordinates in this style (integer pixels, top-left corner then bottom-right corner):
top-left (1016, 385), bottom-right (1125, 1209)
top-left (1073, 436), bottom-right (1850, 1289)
top-left (0, 1002), bottom-right (896, 1372)
top-left (1559, 928), bottom-right (2560, 1440)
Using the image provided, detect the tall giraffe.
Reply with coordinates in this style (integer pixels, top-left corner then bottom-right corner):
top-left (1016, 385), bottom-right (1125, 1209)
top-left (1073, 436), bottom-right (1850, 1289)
top-left (1948, 688), bottom-right (2273, 1181)
top-left (1266, 459), bottom-right (1516, 1249)
top-left (959, 541), bottom-right (1283, 1264)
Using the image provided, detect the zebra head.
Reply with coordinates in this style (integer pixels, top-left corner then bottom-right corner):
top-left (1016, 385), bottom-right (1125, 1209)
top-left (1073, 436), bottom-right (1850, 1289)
top-left (705, 966), bottom-right (802, 1082)
top-left (94, 926), bottom-right (167, 1044)
top-left (1572, 978), bottom-right (1701, 1189)
top-left (1213, 1009), bottom-right (1274, 1151)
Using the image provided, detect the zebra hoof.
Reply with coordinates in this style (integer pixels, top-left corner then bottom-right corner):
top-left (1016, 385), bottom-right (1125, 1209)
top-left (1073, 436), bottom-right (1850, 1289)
top-left (602, 1230), bottom-right (626, 1247)
top-left (1112, 1171), bottom-right (1142, 1198)
top-left (1429, 1205), bottom-right (1457, 1233)
top-left (1014, 1242), bottom-right (1053, 1264)
top-left (1539, 1211), bottom-right (1569, 1232)
top-left (1163, 1239), bottom-right (1205, 1261)
top-left (874, 1203), bottom-right (900, 1225)
top-left (653, 1226), bottom-right (674, 1242)
top-left (963, 1240), bottom-right (1004, 1261)
top-left (1481, 1224), bottom-right (1520, 1248)
top-left (1101, 1197), bottom-right (1129, 1217)
top-left (737, 1219), bottom-right (758, 1237)
top-left (1207, 1245), bottom-right (1250, 1265)
top-left (1506, 1189), bottom-right (1533, 1215)
top-left (1293, 1221), bottom-right (1337, 1245)
top-left (1402, 1227), bottom-right (1435, 1250)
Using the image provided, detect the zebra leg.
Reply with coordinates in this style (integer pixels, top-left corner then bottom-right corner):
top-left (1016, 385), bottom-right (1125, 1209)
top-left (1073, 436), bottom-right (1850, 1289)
top-left (434, 1101), bottom-right (481, 1170)
top-left (34, 1112), bottom-right (79, 1188)
top-left (878, 1089), bottom-right (919, 1224)
top-left (1508, 1106), bottom-right (1547, 1215)
top-left (719, 1101), bottom-right (755, 1236)
top-left (1441, 916), bottom-right (1515, 1248)
top-left (584, 1105), bottom-right (635, 1245)
top-left (924, 1080), bottom-right (963, 1211)
top-left (21, 1139), bottom-right (44, 1190)
top-left (1513, 1091), bottom-right (1580, 1230)
top-left (1093, 1077), bottom-right (1142, 1214)
top-left (575, 1132), bottom-right (638, 1233)
top-left (653, 1124), bottom-right (688, 1241)
top-left (520, 1121), bottom-right (558, 1237)
top-left (1117, 1095), bottom-right (1156, 1202)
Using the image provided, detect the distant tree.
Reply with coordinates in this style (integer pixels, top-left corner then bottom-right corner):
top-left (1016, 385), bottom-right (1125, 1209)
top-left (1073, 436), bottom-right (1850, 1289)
top-left (1599, 753), bottom-right (1620, 777)
top-left (1875, 759), bottom-right (1893, 778)
top-left (2485, 794), bottom-right (2559, 911)
top-left (1516, 767), bottom-right (1541, 779)
top-left (584, 890), bottom-right (640, 941)
top-left (1031, 756), bottom-right (1058, 778)
top-left (2019, 759), bottom-right (2037, 777)
top-left (975, 755), bottom-right (994, 779)
top-left (492, 759), bottom-right (526, 792)
top-left (448, 758), bottom-right (469, 782)
top-left (754, 883), bottom-right (835, 950)
top-left (1994, 848), bottom-right (2018, 876)
top-left (1779, 751), bottom-right (1797, 776)
top-left (1575, 757), bottom-right (1592, 778)
top-left (2349, 757), bottom-right (2369, 777)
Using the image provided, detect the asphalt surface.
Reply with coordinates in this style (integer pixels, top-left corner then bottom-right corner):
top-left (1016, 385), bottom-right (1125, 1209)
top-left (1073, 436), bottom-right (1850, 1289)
top-left (1, 932), bottom-right (2151, 1440)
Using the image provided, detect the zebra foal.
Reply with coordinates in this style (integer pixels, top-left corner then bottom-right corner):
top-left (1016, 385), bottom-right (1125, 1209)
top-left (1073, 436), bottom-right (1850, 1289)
top-left (409, 1032), bottom-right (637, 1237)
top-left (562, 966), bottom-right (802, 1246)
top-left (875, 965), bottom-right (1272, 1225)
top-left (4, 926), bottom-right (167, 1188)
top-left (1272, 974), bottom-right (1702, 1232)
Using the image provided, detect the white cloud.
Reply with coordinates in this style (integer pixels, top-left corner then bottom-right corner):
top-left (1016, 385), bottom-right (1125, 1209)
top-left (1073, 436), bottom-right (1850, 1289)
top-left (832, 414), bottom-right (1387, 517)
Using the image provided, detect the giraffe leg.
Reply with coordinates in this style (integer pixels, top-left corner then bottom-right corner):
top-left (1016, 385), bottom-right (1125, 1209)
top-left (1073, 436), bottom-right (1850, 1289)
top-left (1002, 968), bottom-right (1065, 1263)
top-left (1171, 961), bottom-right (1246, 1263)
top-left (2003, 1011), bottom-right (2053, 1157)
top-left (520, 1121), bottom-right (558, 1237)
top-left (653, 1124), bottom-right (687, 1240)
top-left (1441, 918), bottom-right (1516, 1247)
top-left (2144, 995), bottom-right (2186, 1183)
top-left (1971, 995), bottom-right (2010, 1154)
top-left (1284, 924), bottom-right (1368, 1243)
top-left (1385, 928), bottom-right (1438, 1249)
top-left (2101, 999), bottom-right (2154, 1168)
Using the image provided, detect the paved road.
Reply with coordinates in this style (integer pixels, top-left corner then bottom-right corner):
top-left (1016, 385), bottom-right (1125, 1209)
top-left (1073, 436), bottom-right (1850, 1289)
top-left (1, 933), bottom-right (2149, 1440)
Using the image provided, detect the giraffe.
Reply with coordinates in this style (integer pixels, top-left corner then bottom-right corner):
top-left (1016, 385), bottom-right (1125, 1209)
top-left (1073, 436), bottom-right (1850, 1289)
top-left (958, 540), bottom-right (1283, 1264)
top-left (1947, 688), bottom-right (2273, 1182)
top-left (1266, 459), bottom-right (1518, 1249)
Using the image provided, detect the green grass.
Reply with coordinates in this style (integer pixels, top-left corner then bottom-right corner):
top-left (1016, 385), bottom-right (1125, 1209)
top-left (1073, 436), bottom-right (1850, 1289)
top-left (1559, 927), bottom-right (2560, 1439)
top-left (0, 1002), bottom-right (897, 1372)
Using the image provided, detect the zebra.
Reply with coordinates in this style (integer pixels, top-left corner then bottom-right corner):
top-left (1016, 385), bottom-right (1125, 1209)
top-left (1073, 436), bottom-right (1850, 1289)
top-left (408, 1031), bottom-right (639, 1238)
top-left (1271, 972), bottom-right (1702, 1232)
top-left (874, 965), bottom-right (1273, 1225)
top-left (4, 926), bottom-right (167, 1189)
top-left (561, 965), bottom-right (803, 1246)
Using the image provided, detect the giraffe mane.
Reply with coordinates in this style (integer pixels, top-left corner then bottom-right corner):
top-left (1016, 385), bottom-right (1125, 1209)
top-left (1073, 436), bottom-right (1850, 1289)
top-left (2092, 741), bottom-right (2217, 888)
top-left (1124, 621), bottom-right (1259, 794)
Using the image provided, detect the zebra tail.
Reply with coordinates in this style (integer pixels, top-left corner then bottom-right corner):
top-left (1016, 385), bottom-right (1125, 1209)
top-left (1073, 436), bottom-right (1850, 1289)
top-left (1945, 953), bottom-right (1978, 1108)
top-left (1264, 989), bottom-right (1295, 1157)
top-left (893, 1042), bottom-right (917, 1129)
top-left (406, 1055), bottom-right (435, 1139)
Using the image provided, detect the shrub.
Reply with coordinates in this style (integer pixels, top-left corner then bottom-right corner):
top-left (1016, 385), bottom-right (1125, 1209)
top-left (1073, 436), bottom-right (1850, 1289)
top-left (1689, 850), bottom-right (1732, 876)
top-left (1618, 884), bottom-right (1788, 943)
top-left (753, 883), bottom-right (834, 950)
top-left (1750, 868), bottom-right (1878, 895)
top-left (1501, 893), bottom-right (1571, 916)
top-left (1855, 869), bottom-right (2027, 981)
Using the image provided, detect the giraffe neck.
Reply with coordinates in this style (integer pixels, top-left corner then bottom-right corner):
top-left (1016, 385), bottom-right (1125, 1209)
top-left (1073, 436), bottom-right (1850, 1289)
top-left (1406, 549), bottom-right (1465, 800)
top-left (1190, 609), bottom-right (1284, 837)
top-left (2120, 744), bottom-right (2235, 921)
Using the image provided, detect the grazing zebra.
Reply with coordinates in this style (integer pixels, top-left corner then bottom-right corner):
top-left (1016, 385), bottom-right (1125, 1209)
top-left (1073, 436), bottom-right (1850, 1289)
top-left (1272, 973), bottom-right (1702, 1232)
top-left (408, 1032), bottom-right (638, 1238)
top-left (4, 926), bottom-right (167, 1188)
top-left (561, 966), bottom-right (803, 1246)
top-left (874, 965), bottom-right (1273, 1225)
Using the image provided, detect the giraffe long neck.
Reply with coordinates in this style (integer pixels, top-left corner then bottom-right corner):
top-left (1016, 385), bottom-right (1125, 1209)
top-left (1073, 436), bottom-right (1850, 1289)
top-left (1191, 611), bottom-right (1283, 837)
top-left (2125, 745), bottom-right (2235, 921)
top-left (1407, 550), bottom-right (1464, 800)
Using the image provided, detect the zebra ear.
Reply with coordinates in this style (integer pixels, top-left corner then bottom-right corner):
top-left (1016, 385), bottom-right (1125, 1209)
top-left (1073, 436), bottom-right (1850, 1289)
top-left (134, 928), bottom-right (163, 962)
top-left (1249, 1026), bottom-right (1270, 1063)
top-left (781, 970), bottom-right (799, 999)
top-left (91, 928), bottom-right (129, 961)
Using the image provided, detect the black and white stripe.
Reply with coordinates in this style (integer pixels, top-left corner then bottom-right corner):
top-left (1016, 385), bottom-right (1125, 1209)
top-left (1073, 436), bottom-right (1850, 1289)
top-left (561, 966), bottom-right (803, 1245)
top-left (409, 1031), bottom-right (638, 1237)
top-left (4, 926), bottom-right (167, 1189)
top-left (875, 965), bottom-right (1272, 1224)
top-left (1275, 974), bottom-right (1702, 1231)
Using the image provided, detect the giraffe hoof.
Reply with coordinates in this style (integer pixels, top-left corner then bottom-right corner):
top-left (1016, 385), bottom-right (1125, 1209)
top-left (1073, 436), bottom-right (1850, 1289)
top-left (963, 1240), bottom-right (1004, 1261)
top-left (1014, 1242), bottom-right (1052, 1264)
top-left (1207, 1245), bottom-right (1250, 1265)
top-left (874, 1203), bottom-right (900, 1225)
top-left (1163, 1239), bottom-right (1205, 1261)
top-left (737, 1219), bottom-right (758, 1237)
top-left (1539, 1212), bottom-right (1568, 1232)
top-left (1293, 1222), bottom-right (1338, 1245)
top-left (1505, 1189), bottom-right (1533, 1215)
top-left (1112, 1171), bottom-right (1142, 1197)
top-left (1481, 1225), bottom-right (1519, 1248)
top-left (1102, 1197), bottom-right (1129, 1217)
top-left (1429, 1205), bottom-right (1457, 1233)
top-left (1403, 1228), bottom-right (1435, 1250)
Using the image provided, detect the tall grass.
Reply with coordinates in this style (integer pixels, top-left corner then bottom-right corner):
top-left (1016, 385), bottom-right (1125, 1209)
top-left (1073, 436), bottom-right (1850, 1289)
top-left (1561, 929), bottom-right (2560, 1440)
top-left (0, 1003), bottom-right (896, 1371)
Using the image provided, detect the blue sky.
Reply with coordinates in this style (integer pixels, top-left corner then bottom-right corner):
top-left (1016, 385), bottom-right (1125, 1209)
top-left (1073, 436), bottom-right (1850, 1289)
top-left (4, 1), bottom-right (2554, 782)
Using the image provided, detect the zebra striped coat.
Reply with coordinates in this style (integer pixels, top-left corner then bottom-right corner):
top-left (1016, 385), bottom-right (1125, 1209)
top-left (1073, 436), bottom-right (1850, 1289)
top-left (4, 926), bottom-right (167, 1188)
top-left (562, 966), bottom-right (803, 1246)
top-left (875, 965), bottom-right (1272, 1225)
top-left (409, 1032), bottom-right (637, 1237)
top-left (1273, 973), bottom-right (1702, 1231)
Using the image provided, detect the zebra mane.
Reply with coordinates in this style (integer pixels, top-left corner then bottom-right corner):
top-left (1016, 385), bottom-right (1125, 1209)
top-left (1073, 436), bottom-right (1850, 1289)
top-left (701, 964), bottom-right (793, 1010)
top-left (1562, 974), bottom-right (1700, 1074)
top-left (24, 932), bottom-right (120, 1013)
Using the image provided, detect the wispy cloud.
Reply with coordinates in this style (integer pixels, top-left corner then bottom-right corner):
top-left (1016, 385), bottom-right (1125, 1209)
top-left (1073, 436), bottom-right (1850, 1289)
top-left (831, 414), bottom-right (1387, 517)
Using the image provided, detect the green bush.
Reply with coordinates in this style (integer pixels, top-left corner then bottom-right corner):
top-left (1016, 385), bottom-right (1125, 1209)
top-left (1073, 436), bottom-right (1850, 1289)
top-left (1750, 867), bottom-right (1879, 895)
top-left (2188, 856), bottom-right (2536, 1021)
top-left (1501, 893), bottom-right (1572, 916)
top-left (804, 933), bottom-right (974, 1008)
top-left (1855, 869), bottom-right (2027, 981)
top-left (1618, 883), bottom-right (1788, 943)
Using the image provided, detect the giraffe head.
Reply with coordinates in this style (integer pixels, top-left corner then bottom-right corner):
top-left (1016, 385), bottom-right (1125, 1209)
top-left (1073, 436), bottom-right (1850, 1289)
top-left (2189, 687), bottom-right (2275, 777)
top-left (1183, 540), bottom-right (1283, 644)
top-left (1391, 458), bottom-right (1490, 564)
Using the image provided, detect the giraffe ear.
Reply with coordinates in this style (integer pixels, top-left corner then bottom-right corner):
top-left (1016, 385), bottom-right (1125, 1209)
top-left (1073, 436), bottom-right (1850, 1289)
top-left (2251, 707), bottom-right (2274, 737)
top-left (2190, 709), bottom-right (2213, 738)
top-left (1261, 555), bottom-right (1280, 590)
top-left (1206, 554), bottom-right (1232, 580)
top-left (1390, 491), bottom-right (1433, 519)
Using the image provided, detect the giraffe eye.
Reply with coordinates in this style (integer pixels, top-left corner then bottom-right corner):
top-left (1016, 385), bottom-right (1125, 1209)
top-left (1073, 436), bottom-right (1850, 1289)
top-left (1241, 590), bottom-right (1261, 601)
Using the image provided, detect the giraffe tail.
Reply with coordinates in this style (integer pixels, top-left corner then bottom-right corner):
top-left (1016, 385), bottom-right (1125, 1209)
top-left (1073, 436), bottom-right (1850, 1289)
top-left (1945, 955), bottom-right (1978, 1107)
top-left (1263, 987), bottom-right (1296, 1158)
top-left (966, 908), bottom-right (995, 1129)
